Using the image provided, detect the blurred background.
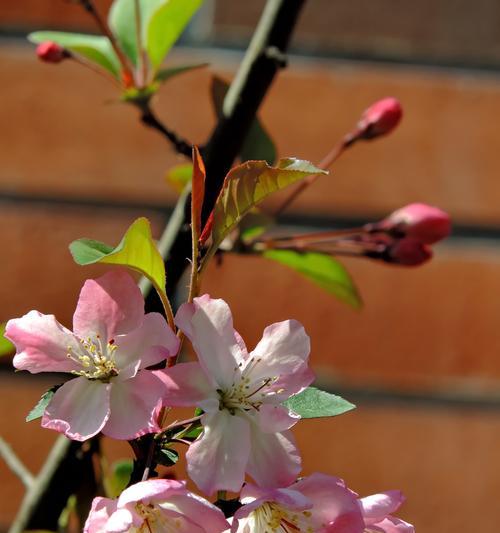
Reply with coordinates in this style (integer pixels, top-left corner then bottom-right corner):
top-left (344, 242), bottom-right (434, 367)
top-left (2, 0), bottom-right (500, 530)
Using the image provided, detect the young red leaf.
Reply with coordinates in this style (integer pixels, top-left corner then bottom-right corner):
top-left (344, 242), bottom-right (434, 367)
top-left (191, 146), bottom-right (206, 240)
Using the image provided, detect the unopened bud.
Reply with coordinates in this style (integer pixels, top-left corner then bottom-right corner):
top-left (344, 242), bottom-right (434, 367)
top-left (356, 97), bottom-right (403, 140)
top-left (36, 41), bottom-right (69, 64)
top-left (387, 238), bottom-right (432, 266)
top-left (368, 203), bottom-right (451, 244)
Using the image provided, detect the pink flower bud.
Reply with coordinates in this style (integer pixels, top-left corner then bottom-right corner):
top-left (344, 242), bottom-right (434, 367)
top-left (387, 238), bottom-right (432, 266)
top-left (36, 41), bottom-right (69, 64)
top-left (372, 202), bottom-right (451, 244)
top-left (356, 97), bottom-right (403, 139)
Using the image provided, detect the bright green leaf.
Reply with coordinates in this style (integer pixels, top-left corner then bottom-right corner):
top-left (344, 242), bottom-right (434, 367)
top-left (0, 323), bottom-right (14, 357)
top-left (69, 217), bottom-right (166, 301)
top-left (166, 163), bottom-right (193, 193)
top-left (209, 159), bottom-right (326, 254)
top-left (147, 0), bottom-right (203, 71)
top-left (26, 384), bottom-right (61, 422)
top-left (239, 209), bottom-right (274, 244)
top-left (28, 31), bottom-right (121, 78)
top-left (108, 0), bottom-right (165, 66)
top-left (181, 425), bottom-right (203, 440)
top-left (211, 76), bottom-right (276, 164)
top-left (263, 250), bottom-right (362, 309)
top-left (105, 460), bottom-right (133, 498)
top-left (157, 448), bottom-right (179, 466)
top-left (283, 387), bottom-right (356, 419)
top-left (154, 62), bottom-right (208, 83)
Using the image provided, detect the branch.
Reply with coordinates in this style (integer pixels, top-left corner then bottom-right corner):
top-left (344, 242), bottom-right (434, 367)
top-left (0, 436), bottom-right (34, 489)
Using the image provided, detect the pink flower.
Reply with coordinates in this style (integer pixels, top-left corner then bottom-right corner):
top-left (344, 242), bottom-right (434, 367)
top-left (84, 479), bottom-right (229, 533)
top-left (359, 490), bottom-right (414, 532)
top-left (356, 97), bottom-right (403, 140)
top-left (160, 295), bottom-right (314, 494)
top-left (231, 473), bottom-right (364, 532)
top-left (36, 41), bottom-right (69, 63)
top-left (386, 237), bottom-right (432, 266)
top-left (6, 270), bottom-right (179, 441)
top-left (370, 203), bottom-right (451, 245)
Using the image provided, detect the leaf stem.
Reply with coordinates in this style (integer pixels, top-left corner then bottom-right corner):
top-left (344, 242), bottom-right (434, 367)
top-left (0, 437), bottom-right (34, 489)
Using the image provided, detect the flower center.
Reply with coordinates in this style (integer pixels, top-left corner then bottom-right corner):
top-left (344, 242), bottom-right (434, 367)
top-left (247, 502), bottom-right (314, 532)
top-left (67, 335), bottom-right (119, 382)
top-left (217, 356), bottom-right (280, 415)
top-left (134, 503), bottom-right (183, 533)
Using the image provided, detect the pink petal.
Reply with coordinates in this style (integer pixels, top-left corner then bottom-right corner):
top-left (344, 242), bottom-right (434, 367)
top-left (83, 497), bottom-right (117, 533)
top-left (114, 312), bottom-right (179, 377)
top-left (255, 404), bottom-right (300, 432)
top-left (42, 378), bottom-right (111, 440)
top-left (175, 295), bottom-right (246, 389)
top-left (73, 270), bottom-right (144, 341)
top-left (360, 491), bottom-right (405, 524)
top-left (7, 311), bottom-right (82, 373)
top-left (158, 362), bottom-right (217, 408)
top-left (105, 508), bottom-right (136, 532)
top-left (372, 517), bottom-right (415, 533)
top-left (186, 410), bottom-right (250, 494)
top-left (117, 479), bottom-right (186, 507)
top-left (246, 428), bottom-right (301, 488)
top-left (103, 372), bottom-right (166, 440)
top-left (248, 320), bottom-right (313, 397)
top-left (295, 473), bottom-right (363, 532)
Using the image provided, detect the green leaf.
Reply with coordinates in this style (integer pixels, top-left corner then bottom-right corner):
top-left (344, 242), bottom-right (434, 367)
top-left (105, 460), bottom-right (133, 498)
top-left (165, 163), bottom-right (193, 193)
top-left (154, 63), bottom-right (208, 83)
top-left (209, 159), bottom-right (326, 253)
top-left (181, 425), bottom-right (203, 440)
top-left (26, 384), bottom-right (61, 422)
top-left (69, 217), bottom-right (167, 301)
top-left (263, 250), bottom-right (362, 309)
top-left (108, 0), bottom-right (165, 66)
top-left (28, 31), bottom-right (121, 78)
top-left (211, 76), bottom-right (276, 165)
top-left (283, 387), bottom-right (356, 419)
top-left (147, 0), bottom-right (203, 71)
top-left (239, 209), bottom-right (274, 244)
top-left (0, 323), bottom-right (14, 357)
top-left (157, 448), bottom-right (179, 466)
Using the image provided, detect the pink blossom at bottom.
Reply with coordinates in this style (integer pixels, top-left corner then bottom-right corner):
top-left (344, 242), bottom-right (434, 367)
top-left (359, 491), bottom-right (414, 532)
top-left (84, 479), bottom-right (229, 533)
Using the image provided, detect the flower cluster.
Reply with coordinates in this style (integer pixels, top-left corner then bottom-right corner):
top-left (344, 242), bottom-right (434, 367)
top-left (6, 270), bottom-right (414, 531)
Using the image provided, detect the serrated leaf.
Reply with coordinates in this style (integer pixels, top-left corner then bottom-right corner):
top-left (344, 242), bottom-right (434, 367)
top-left (108, 0), bottom-right (164, 66)
top-left (157, 448), bottom-right (179, 466)
top-left (263, 250), bottom-right (362, 309)
top-left (69, 217), bottom-right (167, 302)
top-left (165, 163), bottom-right (193, 193)
top-left (105, 459), bottom-right (133, 498)
top-left (0, 323), bottom-right (14, 357)
top-left (28, 31), bottom-right (121, 78)
top-left (147, 0), bottom-right (203, 71)
top-left (283, 387), bottom-right (356, 419)
top-left (26, 384), bottom-right (61, 422)
top-left (209, 159), bottom-right (326, 253)
top-left (211, 76), bottom-right (276, 165)
top-left (154, 63), bottom-right (208, 83)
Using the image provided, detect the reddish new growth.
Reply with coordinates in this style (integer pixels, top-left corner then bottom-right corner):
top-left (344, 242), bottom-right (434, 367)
top-left (356, 97), bottom-right (403, 140)
top-left (36, 42), bottom-right (70, 64)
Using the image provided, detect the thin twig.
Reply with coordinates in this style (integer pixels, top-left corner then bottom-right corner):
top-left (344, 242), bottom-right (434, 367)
top-left (0, 436), bottom-right (34, 489)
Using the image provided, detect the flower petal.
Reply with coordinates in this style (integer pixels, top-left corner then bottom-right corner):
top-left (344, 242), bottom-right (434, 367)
top-left (114, 312), bottom-right (179, 377)
top-left (157, 362), bottom-right (217, 408)
top-left (105, 508), bottom-right (136, 532)
top-left (103, 371), bottom-right (166, 440)
top-left (360, 491), bottom-right (405, 525)
top-left (7, 311), bottom-right (82, 373)
top-left (42, 378), bottom-right (111, 440)
top-left (246, 428), bottom-right (301, 488)
top-left (295, 473), bottom-right (363, 532)
top-left (255, 404), bottom-right (300, 432)
top-left (248, 320), bottom-right (313, 397)
top-left (73, 270), bottom-right (144, 341)
top-left (186, 410), bottom-right (250, 494)
top-left (84, 497), bottom-right (118, 533)
top-left (175, 295), bottom-right (246, 389)
top-left (372, 516), bottom-right (415, 533)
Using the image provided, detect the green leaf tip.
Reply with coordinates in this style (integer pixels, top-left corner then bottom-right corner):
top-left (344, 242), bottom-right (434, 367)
top-left (26, 384), bottom-right (62, 422)
top-left (283, 387), bottom-right (356, 419)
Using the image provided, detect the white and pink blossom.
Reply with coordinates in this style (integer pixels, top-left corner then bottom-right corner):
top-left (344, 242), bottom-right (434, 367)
top-left (359, 490), bottom-right (414, 533)
top-left (6, 270), bottom-right (179, 441)
top-left (160, 295), bottom-right (314, 494)
top-left (84, 479), bottom-right (229, 533)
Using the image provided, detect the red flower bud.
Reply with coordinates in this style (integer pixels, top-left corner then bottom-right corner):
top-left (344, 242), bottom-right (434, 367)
top-left (387, 238), bottom-right (432, 266)
top-left (356, 97), bottom-right (403, 140)
top-left (36, 41), bottom-right (69, 64)
top-left (370, 203), bottom-right (451, 244)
